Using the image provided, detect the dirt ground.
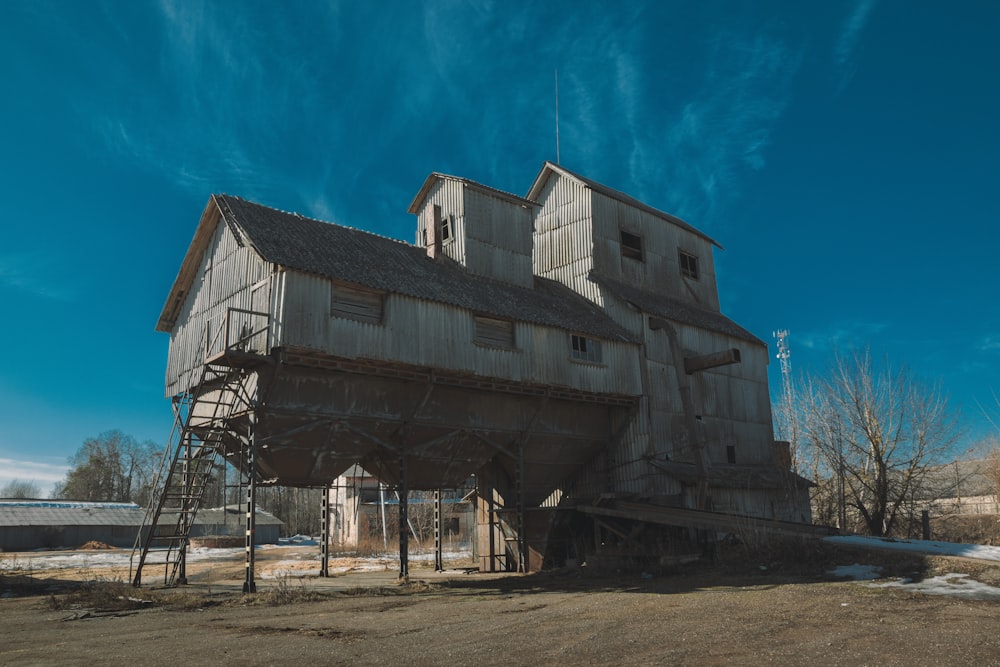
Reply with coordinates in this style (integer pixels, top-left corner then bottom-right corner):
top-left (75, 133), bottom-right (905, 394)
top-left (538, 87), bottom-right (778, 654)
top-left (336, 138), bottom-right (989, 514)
top-left (3, 544), bottom-right (1000, 666)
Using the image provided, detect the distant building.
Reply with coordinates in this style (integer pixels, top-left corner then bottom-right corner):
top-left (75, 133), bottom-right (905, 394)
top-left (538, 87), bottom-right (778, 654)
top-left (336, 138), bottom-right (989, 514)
top-left (916, 459), bottom-right (999, 516)
top-left (328, 466), bottom-right (473, 550)
top-left (0, 500), bottom-right (282, 551)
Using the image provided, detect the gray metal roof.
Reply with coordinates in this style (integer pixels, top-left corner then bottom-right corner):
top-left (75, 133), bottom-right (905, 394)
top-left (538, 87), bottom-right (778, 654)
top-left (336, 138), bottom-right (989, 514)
top-left (591, 273), bottom-right (765, 346)
top-left (406, 172), bottom-right (539, 215)
top-left (216, 194), bottom-right (638, 343)
top-left (913, 459), bottom-right (997, 500)
top-left (0, 501), bottom-right (281, 528)
top-left (527, 162), bottom-right (722, 249)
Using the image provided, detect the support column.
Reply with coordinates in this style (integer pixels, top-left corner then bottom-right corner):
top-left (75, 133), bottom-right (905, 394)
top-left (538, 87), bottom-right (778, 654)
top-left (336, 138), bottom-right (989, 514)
top-left (243, 415), bottom-right (257, 594)
top-left (433, 489), bottom-right (443, 572)
top-left (398, 455), bottom-right (409, 582)
top-left (320, 483), bottom-right (331, 577)
top-left (516, 440), bottom-right (526, 573)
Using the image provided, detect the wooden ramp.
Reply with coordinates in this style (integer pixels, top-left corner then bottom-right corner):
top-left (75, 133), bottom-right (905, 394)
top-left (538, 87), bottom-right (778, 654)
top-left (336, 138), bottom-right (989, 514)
top-left (577, 499), bottom-right (838, 539)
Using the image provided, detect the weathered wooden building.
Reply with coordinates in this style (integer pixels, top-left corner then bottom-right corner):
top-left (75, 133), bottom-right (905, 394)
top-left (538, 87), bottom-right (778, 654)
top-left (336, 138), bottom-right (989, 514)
top-left (136, 162), bottom-right (810, 588)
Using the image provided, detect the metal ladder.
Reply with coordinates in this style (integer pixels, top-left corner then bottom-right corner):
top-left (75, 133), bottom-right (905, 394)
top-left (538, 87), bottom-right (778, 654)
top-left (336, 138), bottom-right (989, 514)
top-left (130, 363), bottom-right (254, 587)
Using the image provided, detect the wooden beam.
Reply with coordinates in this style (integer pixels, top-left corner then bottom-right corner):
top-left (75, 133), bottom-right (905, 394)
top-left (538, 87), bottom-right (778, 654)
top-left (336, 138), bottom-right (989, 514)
top-left (683, 348), bottom-right (741, 375)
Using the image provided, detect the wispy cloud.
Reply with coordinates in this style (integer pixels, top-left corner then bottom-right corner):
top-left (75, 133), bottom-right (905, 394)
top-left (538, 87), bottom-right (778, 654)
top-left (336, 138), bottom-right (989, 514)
top-left (797, 321), bottom-right (889, 351)
top-left (834, 0), bottom-right (878, 91)
top-left (978, 336), bottom-right (1000, 352)
top-left (632, 29), bottom-right (803, 228)
top-left (0, 253), bottom-right (75, 301)
top-left (92, 2), bottom-right (334, 209)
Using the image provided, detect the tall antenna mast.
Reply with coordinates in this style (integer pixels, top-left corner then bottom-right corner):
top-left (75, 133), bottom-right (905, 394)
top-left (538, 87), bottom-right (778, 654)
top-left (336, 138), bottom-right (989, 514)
top-left (772, 329), bottom-right (797, 465)
top-left (554, 69), bottom-right (560, 165)
top-left (774, 329), bottom-right (791, 383)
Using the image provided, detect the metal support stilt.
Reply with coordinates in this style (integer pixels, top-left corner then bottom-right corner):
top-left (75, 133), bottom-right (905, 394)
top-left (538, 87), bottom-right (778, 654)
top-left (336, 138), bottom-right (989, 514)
top-left (433, 489), bottom-right (443, 572)
top-left (243, 415), bottom-right (257, 594)
top-left (486, 466), bottom-right (497, 572)
top-left (398, 456), bottom-right (409, 582)
top-left (320, 483), bottom-right (331, 577)
top-left (516, 440), bottom-right (527, 573)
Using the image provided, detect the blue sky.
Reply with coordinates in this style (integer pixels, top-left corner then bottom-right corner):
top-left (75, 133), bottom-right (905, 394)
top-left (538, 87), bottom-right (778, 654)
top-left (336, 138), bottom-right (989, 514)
top-left (1, 1), bottom-right (997, 495)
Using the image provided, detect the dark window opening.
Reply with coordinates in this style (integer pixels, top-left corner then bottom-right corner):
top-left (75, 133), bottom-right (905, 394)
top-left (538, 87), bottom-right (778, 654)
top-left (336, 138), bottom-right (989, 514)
top-left (726, 445), bottom-right (737, 464)
top-left (620, 230), bottom-right (643, 261)
top-left (679, 250), bottom-right (699, 280)
top-left (571, 334), bottom-right (603, 363)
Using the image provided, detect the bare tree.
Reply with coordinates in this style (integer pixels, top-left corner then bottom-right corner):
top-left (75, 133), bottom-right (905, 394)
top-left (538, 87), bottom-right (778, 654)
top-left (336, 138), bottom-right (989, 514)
top-left (984, 436), bottom-right (1000, 503)
top-left (800, 349), bottom-right (962, 537)
top-left (1, 479), bottom-right (42, 498)
top-left (56, 430), bottom-right (161, 504)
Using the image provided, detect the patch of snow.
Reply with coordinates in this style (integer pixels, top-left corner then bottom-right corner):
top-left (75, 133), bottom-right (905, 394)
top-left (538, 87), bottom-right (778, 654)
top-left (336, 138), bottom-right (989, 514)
top-left (868, 573), bottom-right (1000, 601)
top-left (1, 546), bottom-right (473, 574)
top-left (828, 563), bottom-right (882, 581)
top-left (824, 535), bottom-right (1000, 562)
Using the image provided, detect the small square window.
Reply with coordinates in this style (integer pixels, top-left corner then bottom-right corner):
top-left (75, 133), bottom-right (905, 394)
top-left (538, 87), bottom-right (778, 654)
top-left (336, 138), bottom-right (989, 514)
top-left (474, 315), bottom-right (514, 349)
top-left (332, 283), bottom-right (385, 324)
top-left (570, 334), bottom-right (602, 363)
top-left (679, 250), bottom-right (699, 280)
top-left (620, 230), bottom-right (643, 261)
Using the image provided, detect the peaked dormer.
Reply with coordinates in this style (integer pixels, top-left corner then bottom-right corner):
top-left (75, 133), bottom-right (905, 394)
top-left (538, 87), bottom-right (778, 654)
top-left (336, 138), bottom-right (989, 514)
top-left (527, 162), bottom-right (722, 310)
top-left (408, 173), bottom-right (538, 288)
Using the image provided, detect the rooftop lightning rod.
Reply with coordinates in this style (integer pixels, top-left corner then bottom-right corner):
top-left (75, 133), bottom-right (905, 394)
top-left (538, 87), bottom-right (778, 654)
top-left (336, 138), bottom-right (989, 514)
top-left (555, 68), bottom-right (560, 165)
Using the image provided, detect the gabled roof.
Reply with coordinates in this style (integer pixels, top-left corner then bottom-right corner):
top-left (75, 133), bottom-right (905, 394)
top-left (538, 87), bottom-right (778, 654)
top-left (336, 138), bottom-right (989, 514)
top-left (159, 195), bottom-right (638, 344)
top-left (591, 273), bottom-right (764, 346)
top-left (406, 172), bottom-right (538, 215)
top-left (526, 162), bottom-right (721, 249)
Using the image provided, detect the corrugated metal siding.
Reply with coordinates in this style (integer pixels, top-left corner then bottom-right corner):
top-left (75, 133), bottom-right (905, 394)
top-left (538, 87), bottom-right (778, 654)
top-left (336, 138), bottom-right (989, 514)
top-left (590, 191), bottom-right (719, 309)
top-left (416, 179), bottom-right (466, 264)
top-left (164, 219), bottom-right (272, 396)
top-left (533, 176), bottom-right (595, 291)
top-left (416, 180), bottom-right (535, 288)
top-left (275, 270), bottom-right (642, 396)
top-left (463, 186), bottom-right (534, 287)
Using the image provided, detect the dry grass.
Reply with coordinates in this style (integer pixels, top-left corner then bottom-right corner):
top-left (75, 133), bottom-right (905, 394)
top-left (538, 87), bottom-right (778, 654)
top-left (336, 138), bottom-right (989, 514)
top-left (340, 580), bottom-right (438, 597)
top-left (47, 578), bottom-right (153, 612)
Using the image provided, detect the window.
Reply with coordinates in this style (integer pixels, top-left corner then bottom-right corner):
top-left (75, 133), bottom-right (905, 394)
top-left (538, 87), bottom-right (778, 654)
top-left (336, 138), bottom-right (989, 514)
top-left (474, 315), bottom-right (515, 349)
top-left (440, 212), bottom-right (452, 242)
top-left (679, 250), bottom-right (699, 280)
top-left (620, 230), bottom-right (643, 261)
top-left (570, 334), bottom-right (602, 363)
top-left (726, 445), bottom-right (737, 464)
top-left (423, 205), bottom-right (453, 247)
top-left (331, 283), bottom-right (384, 324)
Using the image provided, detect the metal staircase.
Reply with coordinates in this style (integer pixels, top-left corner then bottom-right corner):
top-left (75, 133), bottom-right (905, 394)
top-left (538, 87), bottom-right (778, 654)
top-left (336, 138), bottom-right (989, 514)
top-left (130, 363), bottom-right (256, 587)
